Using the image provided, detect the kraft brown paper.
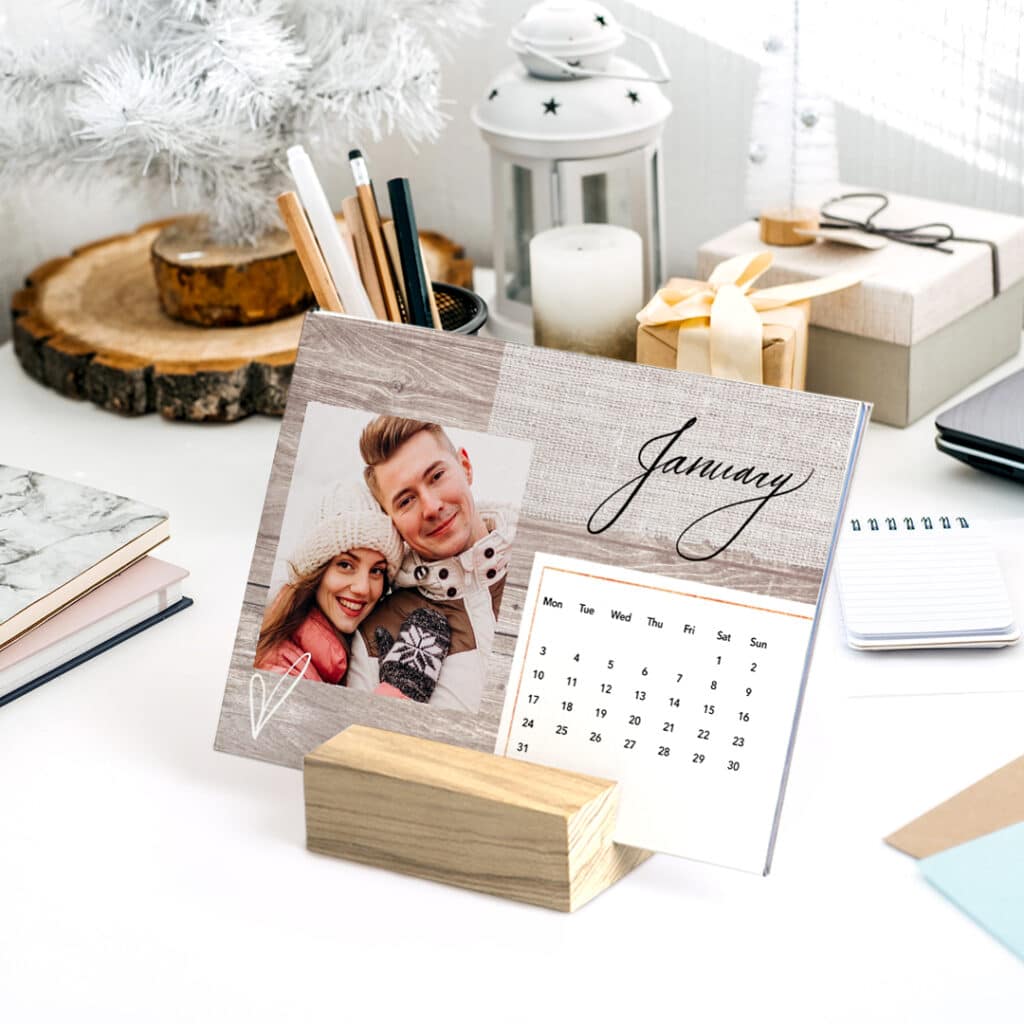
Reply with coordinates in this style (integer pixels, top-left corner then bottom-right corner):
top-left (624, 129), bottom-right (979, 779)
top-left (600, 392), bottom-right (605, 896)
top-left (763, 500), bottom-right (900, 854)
top-left (885, 754), bottom-right (1024, 859)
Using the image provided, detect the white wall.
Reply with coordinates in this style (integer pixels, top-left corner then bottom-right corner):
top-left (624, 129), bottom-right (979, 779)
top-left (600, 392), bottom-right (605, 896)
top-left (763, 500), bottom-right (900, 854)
top-left (364, 0), bottom-right (1024, 272)
top-left (3, 0), bottom-right (1023, 338)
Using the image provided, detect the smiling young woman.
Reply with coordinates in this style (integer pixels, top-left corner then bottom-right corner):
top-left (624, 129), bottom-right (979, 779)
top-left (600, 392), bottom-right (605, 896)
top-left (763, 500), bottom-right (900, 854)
top-left (255, 487), bottom-right (403, 684)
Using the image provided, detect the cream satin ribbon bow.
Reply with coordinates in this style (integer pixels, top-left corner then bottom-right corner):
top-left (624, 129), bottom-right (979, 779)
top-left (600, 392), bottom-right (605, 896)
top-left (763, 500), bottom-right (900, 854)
top-left (636, 252), bottom-right (861, 384)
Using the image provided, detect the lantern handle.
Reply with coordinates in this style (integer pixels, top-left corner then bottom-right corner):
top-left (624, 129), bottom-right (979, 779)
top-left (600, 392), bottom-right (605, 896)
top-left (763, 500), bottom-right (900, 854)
top-left (523, 27), bottom-right (671, 84)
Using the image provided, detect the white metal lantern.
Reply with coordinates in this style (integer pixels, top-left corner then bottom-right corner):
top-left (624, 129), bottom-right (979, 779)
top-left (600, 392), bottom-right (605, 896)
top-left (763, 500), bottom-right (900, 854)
top-left (472, 0), bottom-right (672, 342)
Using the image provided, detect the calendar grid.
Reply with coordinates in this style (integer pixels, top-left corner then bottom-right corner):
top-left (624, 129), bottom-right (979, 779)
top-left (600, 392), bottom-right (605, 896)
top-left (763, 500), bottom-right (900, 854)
top-left (502, 565), bottom-right (814, 758)
top-left (496, 553), bottom-right (818, 871)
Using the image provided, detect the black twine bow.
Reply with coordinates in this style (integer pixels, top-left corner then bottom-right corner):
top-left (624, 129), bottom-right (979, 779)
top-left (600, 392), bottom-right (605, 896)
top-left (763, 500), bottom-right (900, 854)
top-left (820, 192), bottom-right (1001, 296)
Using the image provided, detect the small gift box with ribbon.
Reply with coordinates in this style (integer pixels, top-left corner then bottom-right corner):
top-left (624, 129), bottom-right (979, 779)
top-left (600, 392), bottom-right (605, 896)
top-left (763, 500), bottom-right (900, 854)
top-left (636, 252), bottom-right (859, 389)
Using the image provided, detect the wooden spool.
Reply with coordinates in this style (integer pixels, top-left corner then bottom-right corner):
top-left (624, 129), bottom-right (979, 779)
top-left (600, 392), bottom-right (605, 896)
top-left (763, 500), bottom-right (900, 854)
top-left (151, 217), bottom-right (312, 326)
top-left (759, 208), bottom-right (820, 246)
top-left (11, 221), bottom-right (302, 422)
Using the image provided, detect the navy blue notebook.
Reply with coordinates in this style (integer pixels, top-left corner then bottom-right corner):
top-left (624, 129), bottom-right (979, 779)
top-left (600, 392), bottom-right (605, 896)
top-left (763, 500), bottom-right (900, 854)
top-left (0, 596), bottom-right (193, 709)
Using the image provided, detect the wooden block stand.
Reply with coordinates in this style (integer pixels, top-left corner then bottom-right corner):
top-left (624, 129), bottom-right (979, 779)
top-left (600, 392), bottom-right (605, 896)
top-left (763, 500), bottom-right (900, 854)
top-left (304, 726), bottom-right (652, 912)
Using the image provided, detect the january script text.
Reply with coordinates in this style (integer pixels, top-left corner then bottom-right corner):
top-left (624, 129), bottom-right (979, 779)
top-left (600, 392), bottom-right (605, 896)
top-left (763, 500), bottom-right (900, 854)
top-left (587, 418), bottom-right (813, 561)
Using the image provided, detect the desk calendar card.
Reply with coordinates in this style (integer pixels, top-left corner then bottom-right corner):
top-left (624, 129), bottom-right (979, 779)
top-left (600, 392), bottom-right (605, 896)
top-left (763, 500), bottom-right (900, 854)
top-left (496, 555), bottom-right (819, 872)
top-left (216, 314), bottom-right (868, 876)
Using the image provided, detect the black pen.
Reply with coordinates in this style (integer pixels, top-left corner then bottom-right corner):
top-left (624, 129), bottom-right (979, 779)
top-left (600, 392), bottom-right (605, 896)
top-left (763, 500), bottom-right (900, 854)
top-left (386, 177), bottom-right (434, 329)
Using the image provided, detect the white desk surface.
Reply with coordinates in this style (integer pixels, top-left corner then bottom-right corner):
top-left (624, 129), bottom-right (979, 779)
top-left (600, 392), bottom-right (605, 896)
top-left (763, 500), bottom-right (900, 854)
top-left (1, 333), bottom-right (1022, 1023)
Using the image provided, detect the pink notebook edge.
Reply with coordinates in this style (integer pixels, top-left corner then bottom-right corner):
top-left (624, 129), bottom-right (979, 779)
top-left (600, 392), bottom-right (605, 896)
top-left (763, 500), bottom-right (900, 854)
top-left (0, 557), bottom-right (189, 670)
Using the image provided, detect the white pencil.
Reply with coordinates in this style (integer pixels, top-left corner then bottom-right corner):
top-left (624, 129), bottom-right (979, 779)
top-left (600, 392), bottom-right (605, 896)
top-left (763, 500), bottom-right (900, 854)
top-left (286, 145), bottom-right (375, 319)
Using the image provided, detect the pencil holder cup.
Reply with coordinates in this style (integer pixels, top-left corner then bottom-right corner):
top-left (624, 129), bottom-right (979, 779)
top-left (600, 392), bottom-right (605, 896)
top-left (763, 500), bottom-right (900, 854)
top-left (433, 282), bottom-right (488, 334)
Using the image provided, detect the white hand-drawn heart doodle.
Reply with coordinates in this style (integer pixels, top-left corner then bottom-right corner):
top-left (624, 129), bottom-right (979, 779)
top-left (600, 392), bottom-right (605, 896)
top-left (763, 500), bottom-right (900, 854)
top-left (249, 653), bottom-right (311, 740)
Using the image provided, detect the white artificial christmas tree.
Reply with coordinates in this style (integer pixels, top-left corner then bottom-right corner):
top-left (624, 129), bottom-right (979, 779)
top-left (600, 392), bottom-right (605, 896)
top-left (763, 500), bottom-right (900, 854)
top-left (0, 0), bottom-right (482, 243)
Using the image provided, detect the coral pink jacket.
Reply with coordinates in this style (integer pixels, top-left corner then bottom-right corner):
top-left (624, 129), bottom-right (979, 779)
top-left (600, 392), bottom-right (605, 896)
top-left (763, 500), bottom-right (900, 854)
top-left (257, 606), bottom-right (407, 698)
top-left (258, 607), bottom-right (348, 684)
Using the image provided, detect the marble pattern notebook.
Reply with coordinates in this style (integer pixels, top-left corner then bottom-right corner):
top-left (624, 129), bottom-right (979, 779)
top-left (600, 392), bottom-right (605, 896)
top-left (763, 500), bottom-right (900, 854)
top-left (0, 466), bottom-right (170, 648)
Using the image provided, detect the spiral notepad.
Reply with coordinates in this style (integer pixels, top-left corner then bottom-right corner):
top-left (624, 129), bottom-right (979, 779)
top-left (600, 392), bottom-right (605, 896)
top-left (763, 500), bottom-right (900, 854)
top-left (835, 515), bottom-right (1020, 649)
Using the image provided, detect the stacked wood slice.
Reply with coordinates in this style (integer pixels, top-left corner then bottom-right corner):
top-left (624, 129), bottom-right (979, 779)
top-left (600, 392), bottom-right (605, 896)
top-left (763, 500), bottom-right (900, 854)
top-left (10, 218), bottom-right (475, 423)
top-left (12, 221), bottom-right (301, 422)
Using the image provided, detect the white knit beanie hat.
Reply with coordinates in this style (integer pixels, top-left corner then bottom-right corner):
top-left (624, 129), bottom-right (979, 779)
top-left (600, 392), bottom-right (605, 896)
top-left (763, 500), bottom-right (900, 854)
top-left (289, 484), bottom-right (404, 579)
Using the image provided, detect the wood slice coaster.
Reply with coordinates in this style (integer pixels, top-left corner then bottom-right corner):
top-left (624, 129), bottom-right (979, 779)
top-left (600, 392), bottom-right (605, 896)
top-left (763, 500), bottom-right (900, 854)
top-left (11, 220), bottom-right (304, 422)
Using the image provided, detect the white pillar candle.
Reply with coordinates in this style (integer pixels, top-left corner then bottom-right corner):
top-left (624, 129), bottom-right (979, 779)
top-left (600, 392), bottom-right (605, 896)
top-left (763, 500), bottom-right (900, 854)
top-left (529, 225), bottom-right (643, 361)
top-left (286, 145), bottom-right (375, 319)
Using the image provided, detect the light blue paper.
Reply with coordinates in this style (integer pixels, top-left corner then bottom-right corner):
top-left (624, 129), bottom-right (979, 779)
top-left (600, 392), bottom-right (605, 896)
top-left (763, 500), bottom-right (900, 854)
top-left (920, 822), bottom-right (1024, 961)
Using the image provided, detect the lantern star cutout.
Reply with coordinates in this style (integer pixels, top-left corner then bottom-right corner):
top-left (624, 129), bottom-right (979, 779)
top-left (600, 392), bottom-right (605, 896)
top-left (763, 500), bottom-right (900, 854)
top-left (488, 88), bottom-right (499, 100)
top-left (627, 89), bottom-right (640, 104)
top-left (595, 13), bottom-right (607, 26)
top-left (543, 97), bottom-right (561, 115)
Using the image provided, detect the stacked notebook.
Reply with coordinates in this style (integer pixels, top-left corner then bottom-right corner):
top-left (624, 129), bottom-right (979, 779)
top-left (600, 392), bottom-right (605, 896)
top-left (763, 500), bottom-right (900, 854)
top-left (0, 465), bottom-right (192, 707)
top-left (835, 514), bottom-right (1020, 650)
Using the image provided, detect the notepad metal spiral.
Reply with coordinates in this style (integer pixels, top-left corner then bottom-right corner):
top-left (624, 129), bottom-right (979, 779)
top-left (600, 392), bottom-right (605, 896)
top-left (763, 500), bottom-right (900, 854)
top-left (849, 515), bottom-right (970, 532)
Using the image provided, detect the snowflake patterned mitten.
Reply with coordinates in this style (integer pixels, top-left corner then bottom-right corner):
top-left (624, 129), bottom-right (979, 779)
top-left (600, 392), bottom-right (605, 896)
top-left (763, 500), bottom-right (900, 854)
top-left (375, 608), bottom-right (452, 702)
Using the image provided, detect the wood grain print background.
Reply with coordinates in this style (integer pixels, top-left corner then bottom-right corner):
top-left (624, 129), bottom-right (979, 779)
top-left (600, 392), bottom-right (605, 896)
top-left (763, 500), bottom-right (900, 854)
top-left (215, 313), bottom-right (866, 769)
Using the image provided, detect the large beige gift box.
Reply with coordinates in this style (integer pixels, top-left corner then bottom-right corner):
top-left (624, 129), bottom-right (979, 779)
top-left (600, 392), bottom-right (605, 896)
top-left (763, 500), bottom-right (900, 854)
top-left (698, 191), bottom-right (1024, 426)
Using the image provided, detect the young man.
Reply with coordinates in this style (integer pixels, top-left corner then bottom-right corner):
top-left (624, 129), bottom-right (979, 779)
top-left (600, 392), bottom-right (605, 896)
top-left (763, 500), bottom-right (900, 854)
top-left (343, 416), bottom-right (515, 711)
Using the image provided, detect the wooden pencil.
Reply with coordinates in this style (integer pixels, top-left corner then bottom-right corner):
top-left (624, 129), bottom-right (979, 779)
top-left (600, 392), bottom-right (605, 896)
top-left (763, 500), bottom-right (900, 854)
top-left (349, 150), bottom-right (403, 321)
top-left (341, 195), bottom-right (387, 320)
top-left (276, 191), bottom-right (345, 314)
top-left (338, 222), bottom-right (360, 284)
top-left (382, 219), bottom-right (409, 322)
top-left (421, 242), bottom-right (443, 330)
top-left (285, 146), bottom-right (373, 317)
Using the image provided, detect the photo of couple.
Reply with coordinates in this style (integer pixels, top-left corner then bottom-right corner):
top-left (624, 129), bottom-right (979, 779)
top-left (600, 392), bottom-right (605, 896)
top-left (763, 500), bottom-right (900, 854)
top-left (255, 406), bottom-right (530, 713)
